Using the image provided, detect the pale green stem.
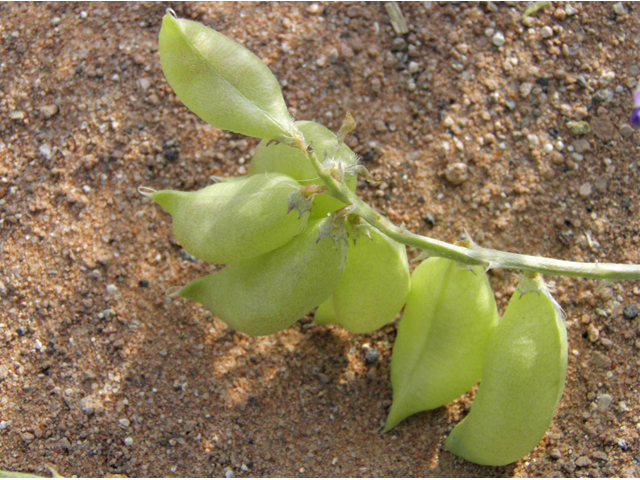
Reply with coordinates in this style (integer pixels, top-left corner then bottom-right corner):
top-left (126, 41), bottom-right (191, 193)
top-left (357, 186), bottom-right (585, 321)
top-left (301, 143), bottom-right (640, 281)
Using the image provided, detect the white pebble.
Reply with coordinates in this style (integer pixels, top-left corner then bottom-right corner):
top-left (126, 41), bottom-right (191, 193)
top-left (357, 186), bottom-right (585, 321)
top-left (492, 32), bottom-right (505, 47)
top-left (555, 140), bottom-right (565, 151)
top-left (224, 468), bottom-right (235, 478)
top-left (613, 2), bottom-right (627, 15)
top-left (124, 437), bottom-right (134, 446)
top-left (543, 143), bottom-right (554, 153)
top-left (541, 26), bottom-right (553, 38)
top-left (119, 418), bottom-right (130, 427)
top-left (408, 61), bottom-right (419, 74)
top-left (79, 10), bottom-right (87, 19)
top-left (565, 4), bottom-right (578, 16)
top-left (527, 134), bottom-right (540, 146)
top-left (106, 284), bottom-right (117, 294)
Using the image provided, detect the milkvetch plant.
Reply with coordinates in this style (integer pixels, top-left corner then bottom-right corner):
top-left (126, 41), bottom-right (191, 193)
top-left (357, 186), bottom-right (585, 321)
top-left (144, 10), bottom-right (640, 467)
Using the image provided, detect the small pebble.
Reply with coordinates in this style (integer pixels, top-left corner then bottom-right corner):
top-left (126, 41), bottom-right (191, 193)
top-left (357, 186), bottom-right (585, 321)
top-left (40, 104), bottom-right (59, 119)
top-left (224, 468), bottom-right (235, 478)
top-left (21, 433), bottom-right (35, 443)
top-left (550, 448), bottom-right (562, 460)
top-left (520, 82), bottom-right (533, 98)
top-left (124, 437), bottom-right (134, 446)
top-left (492, 31), bottom-right (505, 47)
top-left (541, 26), bottom-right (553, 38)
top-left (567, 121), bottom-right (591, 136)
top-left (527, 134), bottom-right (539, 146)
top-left (565, 4), bottom-right (578, 16)
top-left (119, 418), bottom-right (130, 427)
top-left (39, 144), bottom-right (53, 160)
top-left (554, 8), bottom-right (566, 20)
top-left (598, 393), bottom-right (613, 411)
top-left (576, 456), bottom-right (592, 467)
top-left (79, 10), bottom-right (87, 19)
top-left (613, 2), bottom-right (628, 15)
top-left (365, 349), bottom-right (380, 365)
top-left (408, 61), bottom-right (419, 74)
top-left (0, 421), bottom-right (9, 430)
top-left (617, 438), bottom-right (628, 450)
top-left (159, 348), bottom-right (168, 357)
top-left (623, 304), bottom-right (638, 319)
top-left (444, 162), bottom-right (469, 185)
top-left (106, 284), bottom-right (117, 295)
top-left (579, 183), bottom-right (592, 197)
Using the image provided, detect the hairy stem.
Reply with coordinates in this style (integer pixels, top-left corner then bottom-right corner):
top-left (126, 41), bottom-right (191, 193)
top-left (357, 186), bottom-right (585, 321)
top-left (299, 141), bottom-right (640, 282)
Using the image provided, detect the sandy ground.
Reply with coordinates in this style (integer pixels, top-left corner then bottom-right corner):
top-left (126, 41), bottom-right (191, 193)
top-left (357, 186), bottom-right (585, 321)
top-left (1, 2), bottom-right (640, 477)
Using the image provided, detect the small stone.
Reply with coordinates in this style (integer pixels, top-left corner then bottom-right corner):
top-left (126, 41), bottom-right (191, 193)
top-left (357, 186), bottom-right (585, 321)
top-left (9, 110), bottom-right (25, 121)
top-left (392, 37), bottom-right (407, 51)
top-left (587, 323), bottom-right (599, 342)
top-left (0, 421), bottom-right (9, 430)
top-left (139, 77), bottom-right (151, 91)
top-left (374, 120), bottom-right (387, 133)
top-left (21, 432), bottom-right (35, 443)
top-left (550, 448), bottom-right (562, 460)
top-left (598, 393), bottom-right (613, 411)
top-left (617, 438), bottom-right (628, 450)
top-left (576, 456), bottom-right (592, 467)
top-left (567, 121), bottom-right (591, 136)
top-left (119, 418), bottom-right (130, 427)
top-left (40, 104), bottom-right (59, 119)
top-left (60, 437), bottom-right (71, 450)
top-left (579, 183), bottom-right (592, 197)
top-left (565, 4), bottom-right (578, 16)
top-left (159, 348), bottom-right (168, 357)
top-left (80, 395), bottom-right (104, 415)
top-left (623, 304), bottom-right (638, 320)
top-left (541, 26), bottom-right (553, 38)
top-left (444, 163), bottom-right (468, 185)
top-left (39, 143), bottom-right (53, 159)
top-left (124, 437), bottom-right (134, 446)
top-left (492, 31), bottom-right (505, 47)
top-left (527, 134), bottom-right (540, 146)
top-left (505, 100), bottom-right (516, 111)
top-left (224, 468), bottom-right (235, 478)
top-left (308, 3), bottom-right (321, 14)
top-left (522, 16), bottom-right (534, 27)
top-left (0, 365), bottom-right (8, 380)
top-left (593, 88), bottom-right (614, 103)
top-left (365, 349), bottom-right (380, 365)
top-left (423, 213), bottom-right (436, 227)
top-left (590, 352), bottom-right (612, 369)
top-left (106, 284), bottom-right (117, 295)
top-left (554, 8), bottom-right (566, 20)
top-left (520, 82), bottom-right (533, 98)
top-left (613, 2), bottom-right (628, 15)
top-left (620, 124), bottom-right (635, 138)
top-left (408, 61), bottom-right (419, 74)
top-left (592, 451), bottom-right (608, 462)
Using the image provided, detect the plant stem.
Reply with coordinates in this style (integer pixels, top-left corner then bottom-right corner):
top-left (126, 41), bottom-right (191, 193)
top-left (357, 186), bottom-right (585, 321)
top-left (300, 142), bottom-right (640, 281)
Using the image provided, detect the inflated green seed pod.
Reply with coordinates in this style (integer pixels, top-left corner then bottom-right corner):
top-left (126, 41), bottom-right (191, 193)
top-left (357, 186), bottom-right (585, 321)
top-left (147, 173), bottom-right (307, 265)
top-left (444, 275), bottom-right (568, 466)
top-left (247, 120), bottom-right (358, 218)
top-left (314, 229), bottom-right (410, 333)
top-left (385, 257), bottom-right (499, 432)
top-left (159, 11), bottom-right (294, 139)
top-left (177, 219), bottom-right (346, 336)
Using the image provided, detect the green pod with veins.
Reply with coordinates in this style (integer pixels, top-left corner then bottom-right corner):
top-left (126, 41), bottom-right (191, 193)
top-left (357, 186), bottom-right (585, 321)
top-left (314, 229), bottom-right (410, 333)
top-left (444, 275), bottom-right (568, 466)
top-left (248, 120), bottom-right (358, 218)
top-left (147, 173), bottom-right (307, 265)
top-left (159, 11), bottom-right (294, 139)
top-left (385, 257), bottom-right (499, 432)
top-left (177, 218), bottom-right (346, 336)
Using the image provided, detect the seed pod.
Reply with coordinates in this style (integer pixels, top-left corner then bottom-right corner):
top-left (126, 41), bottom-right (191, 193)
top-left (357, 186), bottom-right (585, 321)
top-left (444, 275), bottom-right (568, 466)
top-left (177, 219), bottom-right (346, 336)
top-left (385, 257), bottom-right (499, 432)
top-left (159, 11), bottom-right (294, 139)
top-left (146, 173), bottom-right (307, 265)
top-left (314, 229), bottom-right (410, 333)
top-left (248, 120), bottom-right (358, 218)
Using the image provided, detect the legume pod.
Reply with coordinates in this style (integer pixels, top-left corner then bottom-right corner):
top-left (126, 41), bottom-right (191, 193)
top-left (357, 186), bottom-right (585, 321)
top-left (314, 229), bottom-right (410, 333)
top-left (385, 257), bottom-right (499, 431)
top-left (177, 219), bottom-right (346, 336)
top-left (147, 173), bottom-right (307, 265)
top-left (444, 274), bottom-right (568, 466)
